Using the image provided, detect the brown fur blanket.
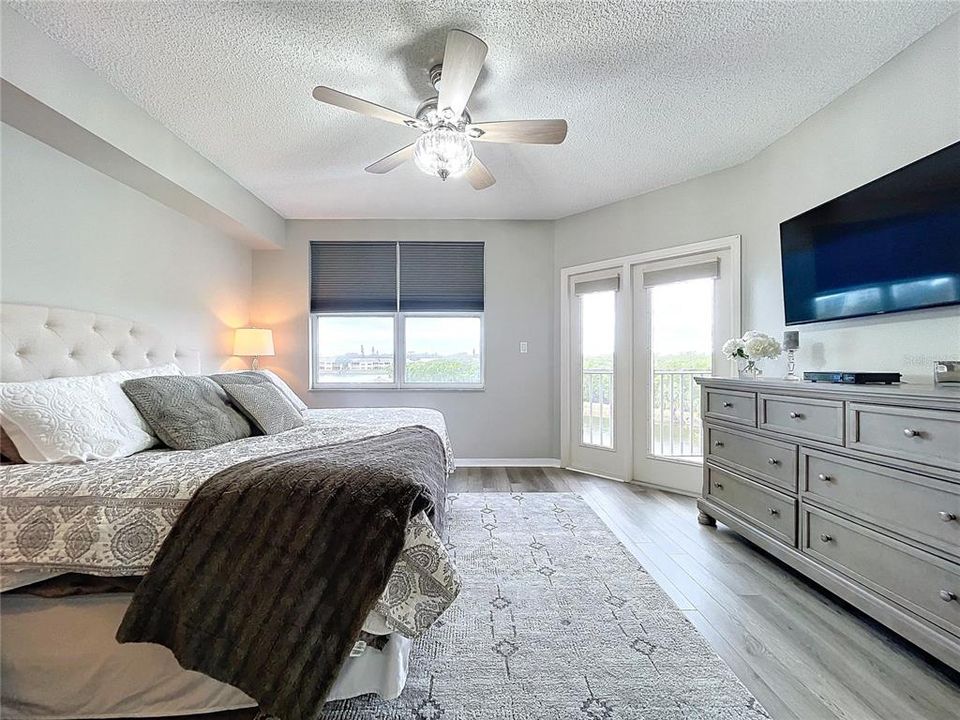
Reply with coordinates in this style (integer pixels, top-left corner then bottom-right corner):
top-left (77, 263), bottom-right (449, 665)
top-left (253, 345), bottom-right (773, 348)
top-left (116, 426), bottom-right (448, 720)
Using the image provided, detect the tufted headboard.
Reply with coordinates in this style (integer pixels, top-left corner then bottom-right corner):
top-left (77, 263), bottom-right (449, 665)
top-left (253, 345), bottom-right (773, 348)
top-left (0, 304), bottom-right (201, 382)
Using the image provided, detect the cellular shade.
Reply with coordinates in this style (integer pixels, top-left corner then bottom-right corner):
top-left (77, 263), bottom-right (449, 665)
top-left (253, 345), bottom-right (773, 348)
top-left (574, 275), bottom-right (620, 295)
top-left (641, 259), bottom-right (719, 289)
top-left (399, 242), bottom-right (484, 311)
top-left (310, 242), bottom-right (398, 312)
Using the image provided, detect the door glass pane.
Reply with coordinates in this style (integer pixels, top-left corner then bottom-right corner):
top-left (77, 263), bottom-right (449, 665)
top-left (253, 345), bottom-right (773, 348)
top-left (404, 316), bottom-right (483, 385)
top-left (650, 278), bottom-right (713, 458)
top-left (314, 316), bottom-right (394, 383)
top-left (580, 290), bottom-right (615, 448)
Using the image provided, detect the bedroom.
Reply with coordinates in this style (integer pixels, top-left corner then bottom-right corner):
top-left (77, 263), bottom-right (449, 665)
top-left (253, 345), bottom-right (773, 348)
top-left (1, 1), bottom-right (959, 719)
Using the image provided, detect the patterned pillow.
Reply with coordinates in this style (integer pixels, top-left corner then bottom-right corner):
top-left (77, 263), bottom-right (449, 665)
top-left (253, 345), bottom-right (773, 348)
top-left (122, 375), bottom-right (252, 450)
top-left (257, 369), bottom-right (308, 413)
top-left (0, 363), bottom-right (183, 463)
top-left (210, 372), bottom-right (304, 435)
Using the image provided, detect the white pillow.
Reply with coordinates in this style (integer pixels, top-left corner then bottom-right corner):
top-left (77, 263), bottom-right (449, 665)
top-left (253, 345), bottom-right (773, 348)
top-left (0, 363), bottom-right (184, 464)
top-left (258, 369), bottom-right (308, 413)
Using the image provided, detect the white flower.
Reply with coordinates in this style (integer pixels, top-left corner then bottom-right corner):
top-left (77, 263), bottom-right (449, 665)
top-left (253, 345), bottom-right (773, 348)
top-left (741, 332), bottom-right (782, 360)
top-left (723, 332), bottom-right (782, 360)
top-left (721, 338), bottom-right (744, 358)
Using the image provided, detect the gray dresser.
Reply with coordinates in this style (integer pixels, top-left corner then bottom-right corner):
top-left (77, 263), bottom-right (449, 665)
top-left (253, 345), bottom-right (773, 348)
top-left (695, 377), bottom-right (960, 670)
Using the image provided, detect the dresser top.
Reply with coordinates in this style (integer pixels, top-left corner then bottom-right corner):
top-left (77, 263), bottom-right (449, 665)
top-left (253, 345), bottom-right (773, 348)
top-left (695, 376), bottom-right (960, 408)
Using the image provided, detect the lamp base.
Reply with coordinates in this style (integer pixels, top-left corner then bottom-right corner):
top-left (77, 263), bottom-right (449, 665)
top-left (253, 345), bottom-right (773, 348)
top-left (252, 356), bottom-right (260, 371)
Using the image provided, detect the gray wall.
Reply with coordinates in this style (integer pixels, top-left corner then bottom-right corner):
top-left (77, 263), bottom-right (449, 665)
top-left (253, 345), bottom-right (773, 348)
top-left (555, 13), bottom-right (960, 383)
top-left (252, 220), bottom-right (557, 459)
top-left (0, 124), bottom-right (253, 371)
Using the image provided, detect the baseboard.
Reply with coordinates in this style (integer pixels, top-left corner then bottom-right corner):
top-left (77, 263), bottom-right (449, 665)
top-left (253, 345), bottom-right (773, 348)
top-left (456, 458), bottom-right (562, 468)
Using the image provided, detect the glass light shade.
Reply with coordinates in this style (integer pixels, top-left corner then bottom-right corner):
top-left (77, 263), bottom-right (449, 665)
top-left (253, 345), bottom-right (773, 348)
top-left (234, 327), bottom-right (275, 357)
top-left (413, 127), bottom-right (474, 180)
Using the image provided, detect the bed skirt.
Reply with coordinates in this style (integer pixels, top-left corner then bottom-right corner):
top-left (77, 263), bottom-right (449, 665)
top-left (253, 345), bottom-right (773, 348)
top-left (1, 592), bottom-right (412, 719)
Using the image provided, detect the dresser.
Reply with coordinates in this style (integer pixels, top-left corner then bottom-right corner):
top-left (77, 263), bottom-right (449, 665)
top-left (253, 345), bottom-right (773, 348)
top-left (695, 377), bottom-right (960, 670)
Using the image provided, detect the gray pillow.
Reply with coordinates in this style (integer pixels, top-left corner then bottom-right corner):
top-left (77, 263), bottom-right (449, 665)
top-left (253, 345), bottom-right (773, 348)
top-left (122, 375), bottom-right (252, 450)
top-left (210, 372), bottom-right (304, 435)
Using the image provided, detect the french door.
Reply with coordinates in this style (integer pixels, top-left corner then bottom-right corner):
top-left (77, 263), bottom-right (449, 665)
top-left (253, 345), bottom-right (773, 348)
top-left (567, 270), bottom-right (631, 479)
top-left (562, 237), bottom-right (740, 492)
top-left (632, 249), bottom-right (736, 494)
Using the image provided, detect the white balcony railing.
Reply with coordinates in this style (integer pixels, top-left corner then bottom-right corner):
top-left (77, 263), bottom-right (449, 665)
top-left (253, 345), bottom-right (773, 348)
top-left (652, 370), bottom-right (710, 458)
top-left (581, 369), bottom-right (613, 448)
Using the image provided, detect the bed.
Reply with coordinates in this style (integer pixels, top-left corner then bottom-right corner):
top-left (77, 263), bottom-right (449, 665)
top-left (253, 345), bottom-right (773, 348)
top-left (0, 304), bottom-right (459, 719)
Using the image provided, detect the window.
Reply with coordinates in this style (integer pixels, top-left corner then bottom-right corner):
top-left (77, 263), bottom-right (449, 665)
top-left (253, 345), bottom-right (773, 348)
top-left (580, 290), bottom-right (615, 448)
top-left (310, 241), bottom-right (484, 389)
top-left (643, 260), bottom-right (717, 459)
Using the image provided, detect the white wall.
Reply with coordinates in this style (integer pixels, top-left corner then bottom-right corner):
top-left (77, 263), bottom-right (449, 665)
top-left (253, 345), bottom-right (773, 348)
top-left (1, 124), bottom-right (252, 371)
top-left (252, 220), bottom-right (557, 460)
top-left (555, 14), bottom-right (960, 384)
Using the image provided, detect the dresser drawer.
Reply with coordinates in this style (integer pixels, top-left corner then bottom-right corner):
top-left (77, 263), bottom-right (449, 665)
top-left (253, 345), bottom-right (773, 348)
top-left (760, 394), bottom-right (844, 445)
top-left (803, 507), bottom-right (960, 638)
top-left (803, 450), bottom-right (960, 558)
top-left (847, 403), bottom-right (960, 472)
top-left (707, 425), bottom-right (797, 492)
top-left (707, 466), bottom-right (796, 545)
top-left (704, 389), bottom-right (756, 427)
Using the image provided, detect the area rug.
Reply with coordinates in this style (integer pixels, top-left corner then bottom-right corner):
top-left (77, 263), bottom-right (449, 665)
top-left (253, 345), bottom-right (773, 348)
top-left (323, 492), bottom-right (768, 719)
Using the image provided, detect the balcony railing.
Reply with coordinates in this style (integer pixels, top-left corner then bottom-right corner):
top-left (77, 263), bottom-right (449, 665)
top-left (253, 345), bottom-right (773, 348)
top-left (652, 370), bottom-right (710, 458)
top-left (582, 369), bottom-right (613, 448)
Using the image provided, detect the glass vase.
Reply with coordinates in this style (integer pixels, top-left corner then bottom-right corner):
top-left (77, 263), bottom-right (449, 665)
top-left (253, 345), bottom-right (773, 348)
top-left (738, 359), bottom-right (762, 380)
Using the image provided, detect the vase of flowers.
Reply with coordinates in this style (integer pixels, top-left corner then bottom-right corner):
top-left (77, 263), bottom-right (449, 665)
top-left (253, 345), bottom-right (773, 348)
top-left (722, 331), bottom-right (782, 379)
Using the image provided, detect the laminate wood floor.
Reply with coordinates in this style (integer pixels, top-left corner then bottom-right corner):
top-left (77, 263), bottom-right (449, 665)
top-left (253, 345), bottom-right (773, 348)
top-left (450, 466), bottom-right (960, 720)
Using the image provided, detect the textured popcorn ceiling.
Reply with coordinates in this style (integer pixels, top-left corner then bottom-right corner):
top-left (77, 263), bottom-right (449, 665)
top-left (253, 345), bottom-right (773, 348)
top-left (8, 1), bottom-right (958, 220)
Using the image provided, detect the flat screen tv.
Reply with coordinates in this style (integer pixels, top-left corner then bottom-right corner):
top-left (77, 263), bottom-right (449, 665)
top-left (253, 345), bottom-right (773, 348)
top-left (780, 140), bottom-right (960, 325)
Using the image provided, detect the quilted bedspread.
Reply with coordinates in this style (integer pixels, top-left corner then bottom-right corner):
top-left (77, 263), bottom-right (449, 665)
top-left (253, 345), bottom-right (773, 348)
top-left (0, 408), bottom-right (458, 637)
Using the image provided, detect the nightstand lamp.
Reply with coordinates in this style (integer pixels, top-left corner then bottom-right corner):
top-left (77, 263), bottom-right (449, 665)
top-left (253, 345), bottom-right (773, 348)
top-left (234, 328), bottom-right (274, 370)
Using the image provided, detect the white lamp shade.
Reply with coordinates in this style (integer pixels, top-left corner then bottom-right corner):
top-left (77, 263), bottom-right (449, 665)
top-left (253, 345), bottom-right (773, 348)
top-left (234, 328), bottom-right (275, 357)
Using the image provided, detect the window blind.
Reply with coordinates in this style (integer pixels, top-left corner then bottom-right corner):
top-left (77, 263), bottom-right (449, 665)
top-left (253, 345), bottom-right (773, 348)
top-left (641, 259), bottom-right (719, 289)
top-left (574, 275), bottom-right (620, 295)
top-left (310, 241), bottom-right (398, 312)
top-left (399, 242), bottom-right (484, 311)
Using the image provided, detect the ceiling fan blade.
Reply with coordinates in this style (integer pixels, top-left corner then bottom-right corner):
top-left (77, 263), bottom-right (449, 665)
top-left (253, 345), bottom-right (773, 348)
top-left (465, 156), bottom-right (495, 190)
top-left (365, 143), bottom-right (416, 174)
top-left (437, 30), bottom-right (488, 120)
top-left (312, 86), bottom-right (418, 128)
top-left (468, 119), bottom-right (568, 145)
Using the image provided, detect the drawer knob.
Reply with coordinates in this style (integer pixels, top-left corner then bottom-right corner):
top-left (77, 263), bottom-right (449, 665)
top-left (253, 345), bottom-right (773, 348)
top-left (819, 533), bottom-right (833, 543)
top-left (789, 411), bottom-right (803, 419)
top-left (714, 482), bottom-right (724, 490)
top-left (714, 440), bottom-right (724, 448)
top-left (940, 590), bottom-right (957, 603)
top-left (722, 401), bottom-right (733, 408)
top-left (817, 473), bottom-right (831, 482)
top-left (903, 428), bottom-right (920, 438)
top-left (767, 457), bottom-right (780, 466)
top-left (768, 507), bottom-right (780, 516)
top-left (939, 512), bottom-right (957, 523)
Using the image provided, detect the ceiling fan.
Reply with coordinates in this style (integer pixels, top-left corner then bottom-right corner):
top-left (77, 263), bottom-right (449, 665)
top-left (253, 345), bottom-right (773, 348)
top-left (312, 29), bottom-right (568, 190)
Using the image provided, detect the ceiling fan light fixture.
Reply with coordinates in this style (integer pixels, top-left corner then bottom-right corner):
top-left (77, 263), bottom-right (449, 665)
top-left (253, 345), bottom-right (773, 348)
top-left (414, 127), bottom-right (474, 181)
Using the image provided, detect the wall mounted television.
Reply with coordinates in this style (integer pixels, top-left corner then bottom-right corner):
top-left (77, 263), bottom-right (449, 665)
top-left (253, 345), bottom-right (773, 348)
top-left (780, 140), bottom-right (960, 325)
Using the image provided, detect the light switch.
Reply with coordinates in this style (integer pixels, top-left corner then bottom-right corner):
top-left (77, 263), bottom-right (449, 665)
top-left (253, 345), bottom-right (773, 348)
top-left (519, 341), bottom-right (528, 354)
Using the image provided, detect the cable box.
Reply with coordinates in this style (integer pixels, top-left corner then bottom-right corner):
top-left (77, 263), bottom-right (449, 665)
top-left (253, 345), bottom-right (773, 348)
top-left (804, 371), bottom-right (902, 385)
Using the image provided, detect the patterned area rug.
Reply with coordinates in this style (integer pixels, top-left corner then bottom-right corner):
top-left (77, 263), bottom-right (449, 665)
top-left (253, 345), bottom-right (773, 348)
top-left (323, 492), bottom-right (768, 719)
